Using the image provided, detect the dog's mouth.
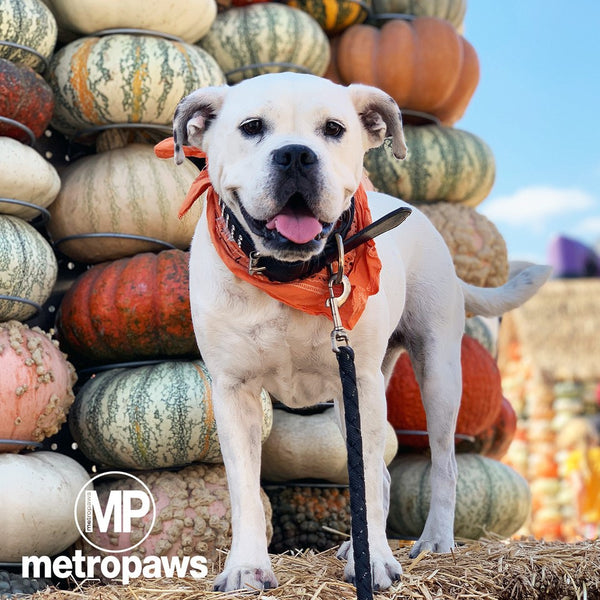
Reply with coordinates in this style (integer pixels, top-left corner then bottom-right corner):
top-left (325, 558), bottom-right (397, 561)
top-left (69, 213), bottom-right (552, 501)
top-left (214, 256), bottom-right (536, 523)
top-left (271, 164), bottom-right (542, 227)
top-left (239, 192), bottom-right (335, 248)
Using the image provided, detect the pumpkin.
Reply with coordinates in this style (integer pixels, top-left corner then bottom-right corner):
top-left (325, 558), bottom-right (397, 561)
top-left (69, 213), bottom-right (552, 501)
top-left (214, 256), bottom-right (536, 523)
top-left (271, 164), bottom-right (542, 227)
top-left (0, 137), bottom-right (61, 221)
top-left (69, 361), bottom-right (273, 470)
top-left (46, 143), bottom-right (202, 263)
top-left (0, 59), bottom-right (54, 142)
top-left (464, 316), bottom-right (499, 357)
top-left (387, 454), bottom-right (531, 540)
top-left (198, 4), bottom-right (330, 84)
top-left (266, 485), bottom-right (351, 553)
top-left (45, 0), bottom-right (217, 44)
top-left (0, 215), bottom-right (58, 321)
top-left (386, 336), bottom-right (503, 449)
top-left (371, 0), bottom-right (466, 30)
top-left (261, 406), bottom-right (398, 484)
top-left (456, 397), bottom-right (518, 460)
top-left (55, 250), bottom-right (197, 363)
top-left (48, 34), bottom-right (225, 136)
top-left (76, 464), bottom-right (272, 562)
top-left (417, 203), bottom-right (509, 288)
top-left (363, 124), bottom-right (495, 207)
top-left (0, 0), bottom-right (57, 70)
top-left (0, 321), bottom-right (76, 452)
top-left (333, 18), bottom-right (479, 125)
top-left (0, 451), bottom-right (90, 562)
top-left (286, 0), bottom-right (371, 35)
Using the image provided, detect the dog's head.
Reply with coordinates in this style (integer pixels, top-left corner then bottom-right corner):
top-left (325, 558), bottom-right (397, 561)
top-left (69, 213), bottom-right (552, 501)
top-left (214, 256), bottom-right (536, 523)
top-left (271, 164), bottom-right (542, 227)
top-left (173, 73), bottom-right (406, 262)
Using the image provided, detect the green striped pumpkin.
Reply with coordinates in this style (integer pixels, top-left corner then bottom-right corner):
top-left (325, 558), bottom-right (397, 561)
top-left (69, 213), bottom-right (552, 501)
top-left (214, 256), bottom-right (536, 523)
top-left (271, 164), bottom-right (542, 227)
top-left (0, 137), bottom-right (60, 221)
top-left (0, 215), bottom-right (57, 321)
top-left (286, 0), bottom-right (371, 35)
top-left (47, 34), bottom-right (225, 136)
top-left (199, 3), bottom-right (330, 84)
top-left (0, 0), bottom-right (57, 71)
top-left (69, 361), bottom-right (274, 470)
top-left (371, 0), bottom-right (466, 30)
top-left (46, 0), bottom-right (217, 44)
top-left (364, 124), bottom-right (495, 207)
top-left (47, 143), bottom-right (202, 263)
top-left (388, 454), bottom-right (531, 540)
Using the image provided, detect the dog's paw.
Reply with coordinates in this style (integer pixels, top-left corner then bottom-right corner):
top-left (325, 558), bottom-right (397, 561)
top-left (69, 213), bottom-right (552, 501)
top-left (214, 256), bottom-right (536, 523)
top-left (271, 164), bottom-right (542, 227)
top-left (409, 536), bottom-right (454, 558)
top-left (336, 540), bottom-right (351, 560)
top-left (341, 545), bottom-right (402, 591)
top-left (213, 566), bottom-right (278, 593)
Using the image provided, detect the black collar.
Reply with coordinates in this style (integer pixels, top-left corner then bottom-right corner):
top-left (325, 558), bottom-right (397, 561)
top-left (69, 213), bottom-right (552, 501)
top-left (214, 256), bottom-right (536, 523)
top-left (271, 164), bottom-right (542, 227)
top-left (217, 197), bottom-right (411, 283)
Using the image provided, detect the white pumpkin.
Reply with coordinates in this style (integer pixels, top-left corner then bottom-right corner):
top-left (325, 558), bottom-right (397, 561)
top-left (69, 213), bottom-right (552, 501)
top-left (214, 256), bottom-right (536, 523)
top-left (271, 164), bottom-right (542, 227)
top-left (47, 143), bottom-right (202, 263)
top-left (261, 406), bottom-right (399, 484)
top-left (0, 215), bottom-right (58, 321)
top-left (0, 451), bottom-right (90, 561)
top-left (46, 0), bottom-right (217, 44)
top-left (0, 137), bottom-right (61, 220)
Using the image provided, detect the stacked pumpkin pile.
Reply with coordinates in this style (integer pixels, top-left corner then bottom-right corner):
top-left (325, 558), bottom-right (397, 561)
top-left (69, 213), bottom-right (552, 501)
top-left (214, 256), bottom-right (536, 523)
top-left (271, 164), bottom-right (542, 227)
top-left (304, 0), bottom-right (528, 541)
top-left (0, 0), bottom-right (91, 569)
top-left (1, 0), bottom-right (532, 568)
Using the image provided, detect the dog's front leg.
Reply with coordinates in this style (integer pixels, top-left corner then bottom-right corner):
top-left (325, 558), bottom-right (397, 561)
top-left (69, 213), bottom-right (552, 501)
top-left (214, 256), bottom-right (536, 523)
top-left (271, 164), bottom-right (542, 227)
top-left (211, 380), bottom-right (277, 592)
top-left (335, 372), bottom-right (402, 590)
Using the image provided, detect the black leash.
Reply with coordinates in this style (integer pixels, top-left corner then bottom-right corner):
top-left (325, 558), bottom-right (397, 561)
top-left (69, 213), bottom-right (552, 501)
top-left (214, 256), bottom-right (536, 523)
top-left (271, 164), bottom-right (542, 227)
top-left (325, 206), bottom-right (410, 600)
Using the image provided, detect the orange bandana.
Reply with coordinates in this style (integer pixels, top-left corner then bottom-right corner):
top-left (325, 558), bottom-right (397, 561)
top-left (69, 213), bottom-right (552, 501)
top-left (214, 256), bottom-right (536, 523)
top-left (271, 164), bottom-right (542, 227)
top-left (154, 137), bottom-right (381, 330)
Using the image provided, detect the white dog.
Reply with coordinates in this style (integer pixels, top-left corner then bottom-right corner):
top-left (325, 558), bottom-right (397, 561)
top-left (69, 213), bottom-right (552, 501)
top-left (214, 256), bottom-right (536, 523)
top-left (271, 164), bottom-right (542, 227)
top-left (170, 72), bottom-right (550, 592)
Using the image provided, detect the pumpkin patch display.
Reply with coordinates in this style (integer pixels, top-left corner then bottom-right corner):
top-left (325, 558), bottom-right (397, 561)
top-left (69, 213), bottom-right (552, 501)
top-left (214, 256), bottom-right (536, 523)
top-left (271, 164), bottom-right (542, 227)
top-left (0, 59), bottom-right (54, 142)
top-left (363, 124), bottom-right (495, 207)
top-left (0, 215), bottom-right (58, 321)
top-left (47, 34), bottom-right (225, 137)
top-left (0, 321), bottom-right (76, 451)
top-left (286, 0), bottom-right (371, 35)
top-left (417, 202), bottom-right (509, 289)
top-left (266, 485), bottom-right (351, 553)
top-left (55, 250), bottom-right (198, 363)
top-left (0, 137), bottom-right (61, 221)
top-left (45, 0), bottom-right (218, 44)
top-left (387, 336), bottom-right (503, 449)
top-left (69, 361), bottom-right (273, 470)
top-left (332, 17), bottom-right (479, 125)
top-left (387, 453), bottom-right (531, 540)
top-left (0, 451), bottom-right (90, 562)
top-left (0, 0), bottom-right (57, 71)
top-left (261, 406), bottom-right (398, 484)
top-left (46, 143), bottom-right (202, 263)
top-left (198, 3), bottom-right (330, 84)
top-left (371, 0), bottom-right (467, 30)
top-left (76, 464), bottom-right (273, 562)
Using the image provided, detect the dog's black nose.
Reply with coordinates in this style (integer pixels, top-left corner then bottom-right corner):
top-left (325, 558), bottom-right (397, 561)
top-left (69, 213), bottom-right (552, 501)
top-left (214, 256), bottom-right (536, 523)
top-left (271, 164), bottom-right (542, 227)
top-left (272, 144), bottom-right (317, 171)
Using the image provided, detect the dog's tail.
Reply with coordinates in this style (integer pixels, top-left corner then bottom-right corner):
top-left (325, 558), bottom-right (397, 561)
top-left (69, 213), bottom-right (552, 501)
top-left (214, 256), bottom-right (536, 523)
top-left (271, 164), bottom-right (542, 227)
top-left (462, 262), bottom-right (552, 318)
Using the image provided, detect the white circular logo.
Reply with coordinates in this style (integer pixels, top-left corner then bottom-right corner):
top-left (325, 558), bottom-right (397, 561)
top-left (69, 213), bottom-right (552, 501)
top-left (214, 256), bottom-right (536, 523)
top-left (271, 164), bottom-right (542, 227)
top-left (74, 471), bottom-right (157, 554)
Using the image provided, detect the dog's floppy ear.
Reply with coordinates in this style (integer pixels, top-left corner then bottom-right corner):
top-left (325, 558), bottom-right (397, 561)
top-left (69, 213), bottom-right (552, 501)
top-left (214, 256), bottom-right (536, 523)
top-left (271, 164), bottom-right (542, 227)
top-left (348, 84), bottom-right (407, 160)
top-left (172, 85), bottom-right (228, 164)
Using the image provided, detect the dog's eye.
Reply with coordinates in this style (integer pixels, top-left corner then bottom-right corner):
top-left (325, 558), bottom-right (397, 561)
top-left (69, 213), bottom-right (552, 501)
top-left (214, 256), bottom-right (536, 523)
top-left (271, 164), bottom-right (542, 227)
top-left (324, 120), bottom-right (345, 138)
top-left (240, 118), bottom-right (264, 136)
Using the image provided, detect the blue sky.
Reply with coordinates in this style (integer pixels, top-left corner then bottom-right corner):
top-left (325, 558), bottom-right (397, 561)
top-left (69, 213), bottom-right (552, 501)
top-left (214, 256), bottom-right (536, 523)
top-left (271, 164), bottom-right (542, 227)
top-left (457, 1), bottom-right (600, 264)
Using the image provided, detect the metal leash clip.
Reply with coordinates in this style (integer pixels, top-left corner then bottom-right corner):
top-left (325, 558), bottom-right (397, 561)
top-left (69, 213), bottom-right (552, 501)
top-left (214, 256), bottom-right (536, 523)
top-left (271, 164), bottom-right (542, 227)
top-left (326, 234), bottom-right (351, 353)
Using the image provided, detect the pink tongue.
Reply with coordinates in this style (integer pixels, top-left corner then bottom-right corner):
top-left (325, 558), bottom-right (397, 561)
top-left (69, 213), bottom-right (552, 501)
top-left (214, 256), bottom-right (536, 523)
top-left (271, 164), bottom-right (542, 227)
top-left (266, 211), bottom-right (323, 244)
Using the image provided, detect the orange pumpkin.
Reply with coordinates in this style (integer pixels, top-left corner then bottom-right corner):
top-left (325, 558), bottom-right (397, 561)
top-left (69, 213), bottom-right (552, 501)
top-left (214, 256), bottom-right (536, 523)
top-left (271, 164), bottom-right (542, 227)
top-left (456, 397), bottom-right (517, 459)
top-left (331, 17), bottom-right (479, 125)
top-left (0, 321), bottom-right (76, 451)
top-left (387, 336), bottom-right (503, 449)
